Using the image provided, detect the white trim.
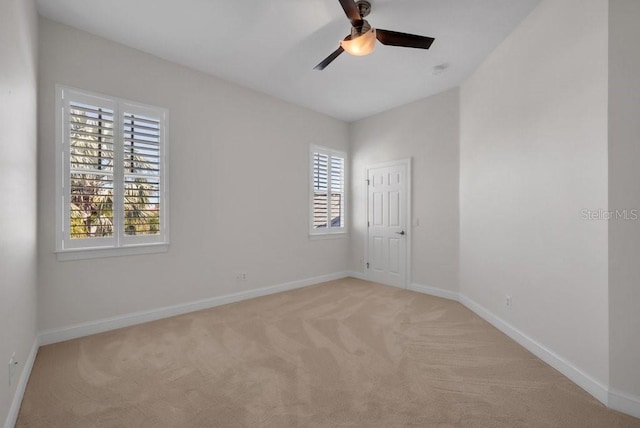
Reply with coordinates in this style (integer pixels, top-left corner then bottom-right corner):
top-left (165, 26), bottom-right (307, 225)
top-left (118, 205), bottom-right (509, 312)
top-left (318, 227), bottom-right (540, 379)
top-left (4, 337), bottom-right (39, 428)
top-left (406, 160), bottom-right (412, 287)
top-left (56, 242), bottom-right (169, 261)
top-left (39, 272), bottom-right (350, 346)
top-left (308, 232), bottom-right (349, 241)
top-left (346, 271), bottom-right (367, 280)
top-left (407, 282), bottom-right (459, 301)
top-left (609, 388), bottom-right (640, 419)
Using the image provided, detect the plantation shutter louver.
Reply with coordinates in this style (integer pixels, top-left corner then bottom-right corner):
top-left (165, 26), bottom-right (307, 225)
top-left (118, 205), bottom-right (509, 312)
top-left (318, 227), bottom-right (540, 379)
top-left (330, 155), bottom-right (344, 228)
top-left (313, 152), bottom-right (329, 229)
top-left (69, 102), bottom-right (115, 239)
top-left (123, 111), bottom-right (161, 236)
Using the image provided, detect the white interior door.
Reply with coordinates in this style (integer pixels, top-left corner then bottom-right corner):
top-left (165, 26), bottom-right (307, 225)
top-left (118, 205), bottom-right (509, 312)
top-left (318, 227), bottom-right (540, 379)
top-left (366, 160), bottom-right (409, 289)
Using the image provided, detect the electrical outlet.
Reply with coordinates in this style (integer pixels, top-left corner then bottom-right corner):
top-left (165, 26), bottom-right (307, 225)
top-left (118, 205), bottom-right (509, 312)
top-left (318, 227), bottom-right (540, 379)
top-left (506, 295), bottom-right (512, 309)
top-left (236, 272), bottom-right (248, 281)
top-left (8, 352), bottom-right (18, 386)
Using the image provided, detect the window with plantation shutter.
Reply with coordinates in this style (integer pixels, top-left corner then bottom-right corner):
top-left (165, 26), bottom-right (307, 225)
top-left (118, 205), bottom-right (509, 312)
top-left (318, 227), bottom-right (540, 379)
top-left (310, 145), bottom-right (347, 236)
top-left (56, 86), bottom-right (169, 259)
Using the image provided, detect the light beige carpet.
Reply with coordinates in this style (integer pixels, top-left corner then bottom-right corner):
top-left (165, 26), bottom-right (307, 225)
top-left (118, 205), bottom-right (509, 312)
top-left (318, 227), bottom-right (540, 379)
top-left (17, 278), bottom-right (640, 427)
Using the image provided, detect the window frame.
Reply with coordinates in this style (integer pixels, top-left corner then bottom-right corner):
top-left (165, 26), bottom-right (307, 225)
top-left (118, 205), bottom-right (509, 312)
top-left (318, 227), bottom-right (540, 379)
top-left (55, 85), bottom-right (170, 260)
top-left (309, 144), bottom-right (347, 237)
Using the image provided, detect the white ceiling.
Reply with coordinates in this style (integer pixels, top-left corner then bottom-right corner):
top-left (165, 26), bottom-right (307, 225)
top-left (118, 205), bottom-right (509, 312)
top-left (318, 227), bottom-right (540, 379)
top-left (36, 0), bottom-right (541, 122)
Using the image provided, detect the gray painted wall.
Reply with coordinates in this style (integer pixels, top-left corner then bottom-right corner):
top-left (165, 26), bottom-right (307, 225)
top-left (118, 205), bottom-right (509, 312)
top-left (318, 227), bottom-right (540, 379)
top-left (0, 0), bottom-right (38, 425)
top-left (609, 0), bottom-right (640, 401)
top-left (37, 18), bottom-right (350, 332)
top-left (459, 0), bottom-right (610, 387)
top-left (4, 0), bottom-right (639, 422)
top-left (349, 89), bottom-right (460, 293)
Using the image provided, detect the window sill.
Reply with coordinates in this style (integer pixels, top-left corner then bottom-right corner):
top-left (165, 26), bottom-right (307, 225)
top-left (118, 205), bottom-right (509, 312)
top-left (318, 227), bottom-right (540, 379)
top-left (309, 232), bottom-right (349, 241)
top-left (56, 243), bottom-right (169, 261)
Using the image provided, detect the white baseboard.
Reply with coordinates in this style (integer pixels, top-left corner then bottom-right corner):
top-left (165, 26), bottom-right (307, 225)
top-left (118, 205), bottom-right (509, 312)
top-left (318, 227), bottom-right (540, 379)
top-left (346, 271), bottom-right (367, 280)
top-left (609, 388), bottom-right (640, 419)
top-left (10, 274), bottom-right (640, 424)
top-left (408, 283), bottom-right (611, 407)
top-left (408, 282), bottom-right (459, 301)
top-left (39, 272), bottom-right (350, 346)
top-left (4, 336), bottom-right (39, 428)
top-left (458, 295), bottom-right (610, 405)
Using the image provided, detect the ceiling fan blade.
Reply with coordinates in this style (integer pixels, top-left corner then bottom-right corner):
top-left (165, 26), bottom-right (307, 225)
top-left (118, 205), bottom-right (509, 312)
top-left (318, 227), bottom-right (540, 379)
top-left (338, 0), bottom-right (362, 24)
top-left (376, 29), bottom-right (435, 49)
top-left (314, 46), bottom-right (345, 71)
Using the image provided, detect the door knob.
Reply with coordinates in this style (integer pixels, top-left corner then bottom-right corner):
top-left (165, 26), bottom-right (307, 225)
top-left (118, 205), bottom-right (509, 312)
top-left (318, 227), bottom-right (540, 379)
top-left (396, 231), bottom-right (405, 235)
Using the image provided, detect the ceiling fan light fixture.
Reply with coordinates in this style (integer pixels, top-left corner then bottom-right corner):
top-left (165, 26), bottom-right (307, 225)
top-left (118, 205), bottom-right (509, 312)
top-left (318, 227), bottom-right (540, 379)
top-left (314, 0), bottom-right (435, 70)
top-left (340, 27), bottom-right (376, 56)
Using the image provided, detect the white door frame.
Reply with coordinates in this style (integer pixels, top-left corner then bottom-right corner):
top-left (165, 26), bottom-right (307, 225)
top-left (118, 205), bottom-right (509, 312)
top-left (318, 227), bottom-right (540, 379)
top-left (365, 158), bottom-right (412, 289)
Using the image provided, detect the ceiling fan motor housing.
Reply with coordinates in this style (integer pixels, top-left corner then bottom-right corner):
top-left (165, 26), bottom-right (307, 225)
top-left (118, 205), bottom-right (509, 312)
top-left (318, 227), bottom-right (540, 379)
top-left (356, 0), bottom-right (371, 18)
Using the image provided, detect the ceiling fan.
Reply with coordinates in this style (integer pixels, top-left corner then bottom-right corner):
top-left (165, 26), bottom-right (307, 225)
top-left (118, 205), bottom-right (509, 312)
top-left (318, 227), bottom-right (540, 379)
top-left (314, 0), bottom-right (435, 71)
